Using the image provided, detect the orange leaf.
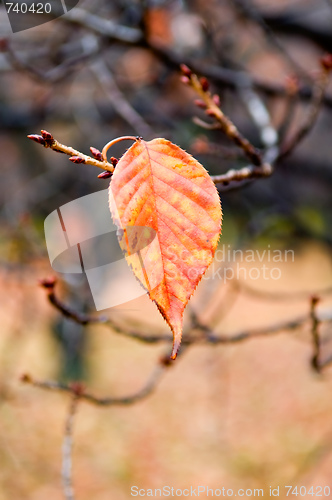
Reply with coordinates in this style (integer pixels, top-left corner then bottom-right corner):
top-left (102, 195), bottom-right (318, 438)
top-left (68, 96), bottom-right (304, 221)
top-left (109, 138), bottom-right (222, 359)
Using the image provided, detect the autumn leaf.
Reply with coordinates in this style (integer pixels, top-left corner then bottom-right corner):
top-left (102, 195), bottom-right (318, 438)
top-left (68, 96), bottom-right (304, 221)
top-left (109, 138), bottom-right (222, 359)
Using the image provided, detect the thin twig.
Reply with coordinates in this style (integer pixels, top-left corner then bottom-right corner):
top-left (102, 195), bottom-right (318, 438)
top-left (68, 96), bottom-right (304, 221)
top-left (91, 60), bottom-right (153, 137)
top-left (210, 163), bottom-right (272, 185)
top-left (39, 278), bottom-right (309, 345)
top-left (190, 136), bottom-right (245, 159)
top-left (186, 71), bottom-right (265, 166)
top-left (279, 62), bottom-right (331, 160)
top-left (62, 396), bottom-right (78, 500)
top-left (235, 280), bottom-right (332, 302)
top-left (39, 278), bottom-right (332, 371)
top-left (192, 315), bottom-right (308, 345)
top-left (239, 87), bottom-right (278, 149)
top-left (27, 126), bottom-right (271, 187)
top-left (12, 6), bottom-right (332, 109)
top-left (278, 77), bottom-right (300, 143)
top-left (64, 7), bottom-right (142, 43)
top-left (310, 296), bottom-right (321, 372)
top-left (232, 0), bottom-right (312, 82)
top-left (39, 278), bottom-right (171, 344)
top-left (148, 44), bottom-right (332, 108)
top-left (21, 364), bottom-right (166, 406)
top-left (27, 130), bottom-right (115, 172)
top-left (180, 66), bottom-right (274, 185)
top-left (5, 36), bottom-right (101, 83)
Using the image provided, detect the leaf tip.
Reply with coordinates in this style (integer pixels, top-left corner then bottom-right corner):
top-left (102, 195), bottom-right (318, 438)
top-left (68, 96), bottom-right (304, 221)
top-left (170, 330), bottom-right (182, 360)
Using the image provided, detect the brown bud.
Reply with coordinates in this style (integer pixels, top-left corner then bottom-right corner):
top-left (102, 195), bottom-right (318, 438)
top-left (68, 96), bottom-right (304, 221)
top-left (27, 134), bottom-right (46, 146)
top-left (90, 146), bottom-right (103, 161)
top-left (180, 64), bottom-right (192, 77)
top-left (200, 77), bottom-right (209, 92)
top-left (110, 157), bottom-right (118, 167)
top-left (180, 75), bottom-right (190, 85)
top-left (98, 171), bottom-right (112, 179)
top-left (69, 156), bottom-right (85, 164)
top-left (39, 276), bottom-right (56, 289)
top-left (320, 54), bottom-right (332, 71)
top-left (40, 129), bottom-right (53, 142)
top-left (212, 94), bottom-right (221, 106)
top-left (194, 99), bottom-right (206, 109)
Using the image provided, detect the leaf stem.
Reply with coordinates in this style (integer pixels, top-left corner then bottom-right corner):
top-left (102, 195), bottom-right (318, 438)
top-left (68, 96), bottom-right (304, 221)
top-left (102, 135), bottom-right (139, 162)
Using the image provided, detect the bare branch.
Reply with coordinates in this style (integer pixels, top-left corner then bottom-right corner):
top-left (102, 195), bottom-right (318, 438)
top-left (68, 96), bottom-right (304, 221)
top-left (278, 77), bottom-right (300, 143)
top-left (39, 278), bottom-right (173, 344)
top-left (39, 277), bottom-right (308, 346)
top-left (64, 8), bottom-right (142, 44)
top-left (91, 60), bottom-right (153, 138)
top-left (21, 364), bottom-right (166, 406)
top-left (310, 296), bottom-right (322, 372)
top-left (16, 6), bottom-right (331, 110)
top-left (279, 62), bottom-right (332, 160)
top-left (191, 315), bottom-right (308, 345)
top-left (182, 68), bottom-right (265, 167)
top-left (180, 66), bottom-right (274, 186)
top-left (28, 130), bottom-right (115, 173)
top-left (148, 44), bottom-right (332, 109)
top-left (62, 396), bottom-right (78, 500)
top-left (190, 136), bottom-right (245, 159)
top-left (39, 277), bottom-right (332, 373)
top-left (232, 0), bottom-right (313, 82)
top-left (5, 36), bottom-right (101, 83)
top-left (235, 280), bottom-right (332, 302)
top-left (239, 87), bottom-right (278, 149)
top-left (210, 163), bottom-right (272, 185)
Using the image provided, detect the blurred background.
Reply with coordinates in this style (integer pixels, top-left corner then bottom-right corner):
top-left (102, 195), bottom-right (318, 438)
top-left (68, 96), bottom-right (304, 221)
top-left (1, 0), bottom-right (332, 498)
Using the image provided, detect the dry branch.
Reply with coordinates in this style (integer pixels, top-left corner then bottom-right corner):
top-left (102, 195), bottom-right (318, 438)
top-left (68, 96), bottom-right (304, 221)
top-left (28, 130), bottom-right (115, 172)
top-left (62, 396), bottom-right (78, 500)
top-left (279, 59), bottom-right (332, 160)
top-left (21, 364), bottom-right (166, 407)
top-left (39, 278), bottom-right (329, 350)
top-left (310, 296), bottom-right (322, 372)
